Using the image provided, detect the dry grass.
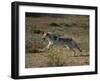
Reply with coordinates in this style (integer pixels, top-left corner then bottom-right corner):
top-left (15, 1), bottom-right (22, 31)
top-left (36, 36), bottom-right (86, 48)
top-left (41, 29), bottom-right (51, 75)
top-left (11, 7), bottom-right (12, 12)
top-left (25, 46), bottom-right (89, 68)
top-left (25, 13), bottom-right (89, 68)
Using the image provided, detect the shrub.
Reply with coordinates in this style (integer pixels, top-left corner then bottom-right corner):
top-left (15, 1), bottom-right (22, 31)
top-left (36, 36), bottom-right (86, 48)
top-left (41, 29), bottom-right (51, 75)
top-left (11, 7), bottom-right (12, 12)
top-left (47, 46), bottom-right (66, 66)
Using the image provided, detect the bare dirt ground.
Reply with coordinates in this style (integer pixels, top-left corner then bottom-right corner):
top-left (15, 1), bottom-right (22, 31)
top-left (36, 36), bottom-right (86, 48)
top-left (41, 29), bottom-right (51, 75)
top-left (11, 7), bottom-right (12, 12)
top-left (25, 13), bottom-right (89, 68)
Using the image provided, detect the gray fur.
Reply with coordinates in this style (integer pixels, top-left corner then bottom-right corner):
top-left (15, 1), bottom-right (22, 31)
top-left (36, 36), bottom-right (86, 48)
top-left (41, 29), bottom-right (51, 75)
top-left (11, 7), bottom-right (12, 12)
top-left (42, 32), bottom-right (82, 54)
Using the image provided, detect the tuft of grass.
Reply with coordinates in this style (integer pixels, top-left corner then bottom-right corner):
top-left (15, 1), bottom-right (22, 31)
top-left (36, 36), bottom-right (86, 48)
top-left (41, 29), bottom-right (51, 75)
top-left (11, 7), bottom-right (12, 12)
top-left (64, 24), bottom-right (72, 27)
top-left (49, 22), bottom-right (60, 26)
top-left (47, 46), bottom-right (66, 66)
top-left (33, 30), bottom-right (42, 34)
top-left (28, 49), bottom-right (40, 53)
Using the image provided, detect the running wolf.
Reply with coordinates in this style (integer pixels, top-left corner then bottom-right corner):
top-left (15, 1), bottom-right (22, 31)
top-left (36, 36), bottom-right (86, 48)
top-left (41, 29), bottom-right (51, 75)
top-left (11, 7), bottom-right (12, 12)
top-left (41, 32), bottom-right (82, 54)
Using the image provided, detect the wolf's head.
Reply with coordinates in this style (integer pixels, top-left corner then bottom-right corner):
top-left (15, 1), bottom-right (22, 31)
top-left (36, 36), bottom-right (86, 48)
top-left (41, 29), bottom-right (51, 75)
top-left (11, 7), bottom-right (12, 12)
top-left (41, 32), bottom-right (52, 40)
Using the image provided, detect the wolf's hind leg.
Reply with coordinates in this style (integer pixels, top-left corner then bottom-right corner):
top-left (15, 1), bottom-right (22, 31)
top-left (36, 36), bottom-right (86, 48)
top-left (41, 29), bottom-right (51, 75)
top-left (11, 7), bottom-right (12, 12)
top-left (71, 39), bottom-right (82, 52)
top-left (65, 45), bottom-right (76, 56)
top-left (76, 45), bottom-right (82, 52)
top-left (70, 48), bottom-right (76, 56)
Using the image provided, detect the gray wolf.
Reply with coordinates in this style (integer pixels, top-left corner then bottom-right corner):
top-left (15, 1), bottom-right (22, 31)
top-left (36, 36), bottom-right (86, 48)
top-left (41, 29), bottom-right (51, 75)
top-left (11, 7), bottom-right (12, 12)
top-left (41, 32), bottom-right (82, 54)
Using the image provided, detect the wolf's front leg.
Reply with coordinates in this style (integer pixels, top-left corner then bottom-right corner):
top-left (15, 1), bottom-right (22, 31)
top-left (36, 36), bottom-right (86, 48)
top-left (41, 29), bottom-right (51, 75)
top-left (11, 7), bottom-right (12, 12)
top-left (46, 41), bottom-right (53, 50)
top-left (39, 43), bottom-right (52, 52)
top-left (41, 41), bottom-right (53, 51)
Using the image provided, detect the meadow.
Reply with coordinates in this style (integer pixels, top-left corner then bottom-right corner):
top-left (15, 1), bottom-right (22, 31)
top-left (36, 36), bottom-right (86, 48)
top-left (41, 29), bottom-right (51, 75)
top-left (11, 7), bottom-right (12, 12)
top-left (25, 13), bottom-right (89, 68)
